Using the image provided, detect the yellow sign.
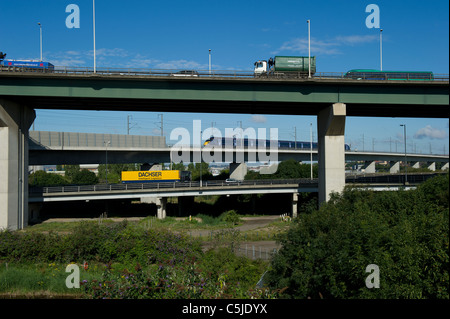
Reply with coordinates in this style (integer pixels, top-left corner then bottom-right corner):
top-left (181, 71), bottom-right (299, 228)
top-left (121, 170), bottom-right (180, 182)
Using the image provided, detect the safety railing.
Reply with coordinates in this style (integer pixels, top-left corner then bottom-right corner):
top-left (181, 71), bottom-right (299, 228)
top-left (2, 65), bottom-right (448, 82)
top-left (29, 178), bottom-right (316, 195)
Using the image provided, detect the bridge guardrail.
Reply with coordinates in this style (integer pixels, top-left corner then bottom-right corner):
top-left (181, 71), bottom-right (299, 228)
top-left (2, 66), bottom-right (448, 83)
top-left (29, 178), bottom-right (317, 195)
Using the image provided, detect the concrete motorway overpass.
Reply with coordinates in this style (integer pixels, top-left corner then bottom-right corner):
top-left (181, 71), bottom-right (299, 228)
top-left (1, 71), bottom-right (448, 229)
top-left (29, 176), bottom-right (427, 221)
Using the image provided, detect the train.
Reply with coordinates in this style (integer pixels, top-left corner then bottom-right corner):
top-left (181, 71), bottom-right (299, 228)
top-left (203, 136), bottom-right (351, 151)
top-left (121, 170), bottom-right (191, 183)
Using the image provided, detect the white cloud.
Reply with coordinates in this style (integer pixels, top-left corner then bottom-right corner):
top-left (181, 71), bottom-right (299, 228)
top-left (250, 115), bottom-right (267, 123)
top-left (414, 125), bottom-right (448, 140)
top-left (154, 59), bottom-right (207, 70)
top-left (46, 48), bottom-right (209, 70)
top-left (273, 34), bottom-right (378, 55)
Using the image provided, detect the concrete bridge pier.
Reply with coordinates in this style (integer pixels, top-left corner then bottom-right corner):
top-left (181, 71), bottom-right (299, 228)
top-left (156, 197), bottom-right (167, 219)
top-left (141, 196), bottom-right (167, 219)
top-left (292, 192), bottom-right (298, 218)
top-left (0, 99), bottom-right (35, 230)
top-left (229, 162), bottom-right (247, 181)
top-left (442, 162), bottom-right (449, 171)
top-left (412, 162), bottom-right (421, 169)
top-left (363, 161), bottom-right (376, 173)
top-left (317, 103), bottom-right (346, 204)
top-left (389, 161), bottom-right (400, 173)
top-left (427, 162), bottom-right (436, 171)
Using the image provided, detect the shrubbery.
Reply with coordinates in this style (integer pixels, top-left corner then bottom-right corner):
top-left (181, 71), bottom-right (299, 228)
top-left (266, 174), bottom-right (449, 299)
top-left (0, 221), bottom-right (201, 265)
top-left (0, 221), bottom-right (275, 299)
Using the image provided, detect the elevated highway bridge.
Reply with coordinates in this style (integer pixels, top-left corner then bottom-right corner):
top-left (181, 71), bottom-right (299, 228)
top-left (28, 173), bottom-right (439, 220)
top-left (1, 70), bottom-right (448, 229)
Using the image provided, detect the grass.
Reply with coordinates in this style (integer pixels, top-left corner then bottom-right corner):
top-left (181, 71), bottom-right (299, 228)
top-left (23, 213), bottom-right (291, 242)
top-left (1, 214), bottom-right (288, 299)
top-left (0, 262), bottom-right (89, 298)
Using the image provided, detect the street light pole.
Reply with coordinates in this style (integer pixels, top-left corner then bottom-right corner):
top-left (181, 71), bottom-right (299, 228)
top-left (93, 0), bottom-right (97, 73)
top-left (380, 29), bottom-right (383, 71)
top-left (104, 140), bottom-right (110, 184)
top-left (310, 123), bottom-right (313, 180)
top-left (200, 130), bottom-right (203, 187)
top-left (307, 20), bottom-right (311, 78)
top-left (400, 124), bottom-right (407, 184)
top-left (209, 49), bottom-right (211, 76)
top-left (38, 22), bottom-right (43, 62)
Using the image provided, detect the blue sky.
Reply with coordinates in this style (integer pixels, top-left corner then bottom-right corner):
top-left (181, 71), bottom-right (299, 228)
top-left (1, 0), bottom-right (448, 155)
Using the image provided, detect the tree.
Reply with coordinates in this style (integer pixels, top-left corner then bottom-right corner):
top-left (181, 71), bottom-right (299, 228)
top-left (266, 174), bottom-right (449, 299)
top-left (65, 165), bottom-right (80, 181)
top-left (72, 169), bottom-right (98, 185)
top-left (29, 170), bottom-right (68, 187)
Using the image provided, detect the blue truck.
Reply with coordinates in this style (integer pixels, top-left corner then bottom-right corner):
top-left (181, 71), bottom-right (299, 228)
top-left (0, 59), bottom-right (54, 71)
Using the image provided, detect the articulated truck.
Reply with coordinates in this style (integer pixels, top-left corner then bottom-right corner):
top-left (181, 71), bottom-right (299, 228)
top-left (254, 56), bottom-right (316, 77)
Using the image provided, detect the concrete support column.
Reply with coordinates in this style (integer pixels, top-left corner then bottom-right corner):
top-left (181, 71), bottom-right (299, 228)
top-left (389, 161), bottom-right (400, 174)
top-left (0, 99), bottom-right (35, 230)
top-left (292, 192), bottom-right (298, 218)
top-left (427, 162), bottom-right (436, 172)
top-left (364, 161), bottom-right (376, 173)
top-left (156, 197), bottom-right (167, 219)
top-left (441, 162), bottom-right (449, 171)
top-left (229, 162), bottom-right (247, 181)
top-left (412, 162), bottom-right (420, 169)
top-left (317, 103), bottom-right (346, 204)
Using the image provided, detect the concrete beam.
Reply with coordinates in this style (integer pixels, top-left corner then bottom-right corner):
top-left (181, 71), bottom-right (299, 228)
top-left (318, 103), bottom-right (346, 204)
top-left (389, 161), bottom-right (400, 174)
top-left (0, 99), bottom-right (35, 230)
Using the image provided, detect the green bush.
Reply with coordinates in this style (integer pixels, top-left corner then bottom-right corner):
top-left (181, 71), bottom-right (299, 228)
top-left (221, 210), bottom-right (241, 225)
top-left (266, 174), bottom-right (449, 299)
top-left (0, 221), bottom-right (202, 266)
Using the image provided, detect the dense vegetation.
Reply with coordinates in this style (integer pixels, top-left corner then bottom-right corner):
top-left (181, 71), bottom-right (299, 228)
top-left (246, 159), bottom-right (318, 180)
top-left (266, 174), bottom-right (449, 299)
top-left (29, 165), bottom-right (98, 187)
top-left (0, 220), bottom-right (272, 298)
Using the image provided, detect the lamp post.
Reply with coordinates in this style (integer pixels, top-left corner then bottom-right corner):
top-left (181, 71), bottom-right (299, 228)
top-left (310, 123), bottom-right (313, 180)
top-left (200, 130), bottom-right (203, 187)
top-left (209, 49), bottom-right (211, 76)
top-left (400, 124), bottom-right (407, 184)
top-left (380, 29), bottom-right (383, 71)
top-left (104, 140), bottom-right (110, 184)
top-left (307, 20), bottom-right (311, 78)
top-left (38, 22), bottom-right (43, 62)
top-left (93, 0), bottom-right (97, 73)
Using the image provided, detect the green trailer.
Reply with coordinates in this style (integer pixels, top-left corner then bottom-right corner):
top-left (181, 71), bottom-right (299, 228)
top-left (253, 56), bottom-right (316, 77)
top-left (273, 56), bottom-right (316, 75)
